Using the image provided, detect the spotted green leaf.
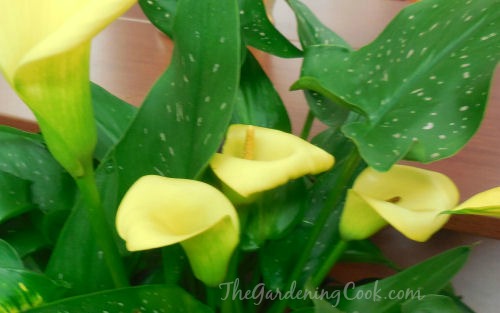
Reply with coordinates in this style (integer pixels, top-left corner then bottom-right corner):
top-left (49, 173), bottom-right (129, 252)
top-left (24, 285), bottom-right (212, 313)
top-left (233, 49), bottom-right (291, 132)
top-left (0, 171), bottom-right (31, 223)
top-left (293, 0), bottom-right (500, 171)
top-left (0, 240), bottom-right (66, 312)
top-left (138, 0), bottom-right (177, 38)
top-left (111, 0), bottom-right (240, 191)
top-left (0, 126), bottom-right (75, 215)
top-left (240, 0), bottom-right (302, 57)
top-left (288, 0), bottom-right (351, 49)
top-left (288, 0), bottom-right (352, 128)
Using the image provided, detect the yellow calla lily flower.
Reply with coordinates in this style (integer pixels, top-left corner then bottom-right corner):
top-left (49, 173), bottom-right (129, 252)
top-left (340, 165), bottom-right (460, 242)
top-left (0, 0), bottom-right (136, 177)
top-left (115, 175), bottom-right (239, 286)
top-left (444, 187), bottom-right (500, 218)
top-left (210, 124), bottom-right (335, 197)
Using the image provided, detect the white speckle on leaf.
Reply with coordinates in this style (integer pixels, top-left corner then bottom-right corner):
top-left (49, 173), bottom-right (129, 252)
top-left (422, 122), bottom-right (434, 130)
top-left (480, 33), bottom-right (496, 41)
top-left (459, 106), bottom-right (469, 111)
top-left (463, 72), bottom-right (470, 79)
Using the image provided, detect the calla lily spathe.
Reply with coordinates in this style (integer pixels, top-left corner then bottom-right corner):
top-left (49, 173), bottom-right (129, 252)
top-left (210, 124), bottom-right (335, 197)
top-left (115, 175), bottom-right (239, 286)
top-left (340, 165), bottom-right (460, 242)
top-left (445, 187), bottom-right (500, 218)
top-left (0, 0), bottom-right (136, 177)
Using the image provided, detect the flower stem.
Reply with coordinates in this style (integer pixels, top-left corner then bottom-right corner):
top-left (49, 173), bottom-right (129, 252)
top-left (76, 171), bottom-right (128, 288)
top-left (268, 149), bottom-right (362, 313)
top-left (300, 110), bottom-right (315, 140)
top-left (309, 239), bottom-right (349, 287)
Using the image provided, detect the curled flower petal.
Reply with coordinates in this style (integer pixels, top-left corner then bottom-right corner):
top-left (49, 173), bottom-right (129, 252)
top-left (340, 165), bottom-right (459, 242)
top-left (115, 175), bottom-right (239, 285)
top-left (210, 124), bottom-right (334, 197)
top-left (444, 187), bottom-right (500, 218)
top-left (0, 0), bottom-right (136, 177)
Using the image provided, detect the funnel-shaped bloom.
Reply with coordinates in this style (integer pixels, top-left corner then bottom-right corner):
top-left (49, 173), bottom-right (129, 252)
top-left (444, 187), bottom-right (500, 218)
top-left (210, 124), bottom-right (334, 197)
top-left (116, 175), bottom-right (239, 286)
top-left (340, 165), bottom-right (459, 242)
top-left (0, 0), bottom-right (136, 177)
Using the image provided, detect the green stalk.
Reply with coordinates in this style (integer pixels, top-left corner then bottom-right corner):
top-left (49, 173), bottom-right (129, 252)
top-left (268, 150), bottom-right (362, 313)
top-left (309, 239), bottom-right (349, 288)
top-left (300, 110), bottom-right (315, 140)
top-left (76, 171), bottom-right (128, 288)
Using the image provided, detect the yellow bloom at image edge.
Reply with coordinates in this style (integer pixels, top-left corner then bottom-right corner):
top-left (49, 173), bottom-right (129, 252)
top-left (116, 175), bottom-right (239, 286)
top-left (0, 0), bottom-right (136, 177)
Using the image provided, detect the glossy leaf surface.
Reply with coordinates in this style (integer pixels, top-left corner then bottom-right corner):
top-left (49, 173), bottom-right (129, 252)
top-left (233, 50), bottom-right (291, 132)
top-left (25, 285), bottom-right (212, 313)
top-left (293, 0), bottom-right (500, 170)
top-left (91, 83), bottom-right (137, 161)
top-left (336, 246), bottom-right (471, 313)
top-left (0, 126), bottom-right (75, 215)
top-left (138, 0), bottom-right (177, 38)
top-left (240, 0), bottom-right (302, 57)
top-left (112, 0), bottom-right (240, 191)
top-left (402, 295), bottom-right (466, 313)
top-left (288, 0), bottom-right (351, 128)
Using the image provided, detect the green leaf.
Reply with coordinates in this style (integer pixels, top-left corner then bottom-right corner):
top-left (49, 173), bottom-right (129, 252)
top-left (45, 198), bottom-right (116, 296)
top-left (402, 295), bottom-right (466, 313)
top-left (0, 268), bottom-right (66, 312)
top-left (340, 240), bottom-right (398, 270)
top-left (0, 171), bottom-right (32, 223)
top-left (240, 0), bottom-right (302, 57)
top-left (261, 134), bottom-right (364, 290)
top-left (0, 126), bottom-right (76, 215)
top-left (233, 49), bottom-right (291, 132)
top-left (336, 246), bottom-right (471, 313)
top-left (138, 0), bottom-right (177, 38)
top-left (91, 83), bottom-right (137, 161)
top-left (288, 0), bottom-right (351, 49)
top-left (287, 0), bottom-right (352, 128)
top-left (241, 179), bottom-right (306, 250)
top-left (0, 239), bottom-right (24, 269)
top-left (112, 0), bottom-right (240, 192)
top-left (293, 0), bottom-right (500, 171)
top-left (45, 0), bottom-right (241, 295)
top-left (0, 219), bottom-right (49, 259)
top-left (24, 285), bottom-right (212, 313)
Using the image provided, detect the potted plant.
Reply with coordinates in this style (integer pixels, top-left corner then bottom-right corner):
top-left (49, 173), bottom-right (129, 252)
top-left (0, 0), bottom-right (498, 312)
